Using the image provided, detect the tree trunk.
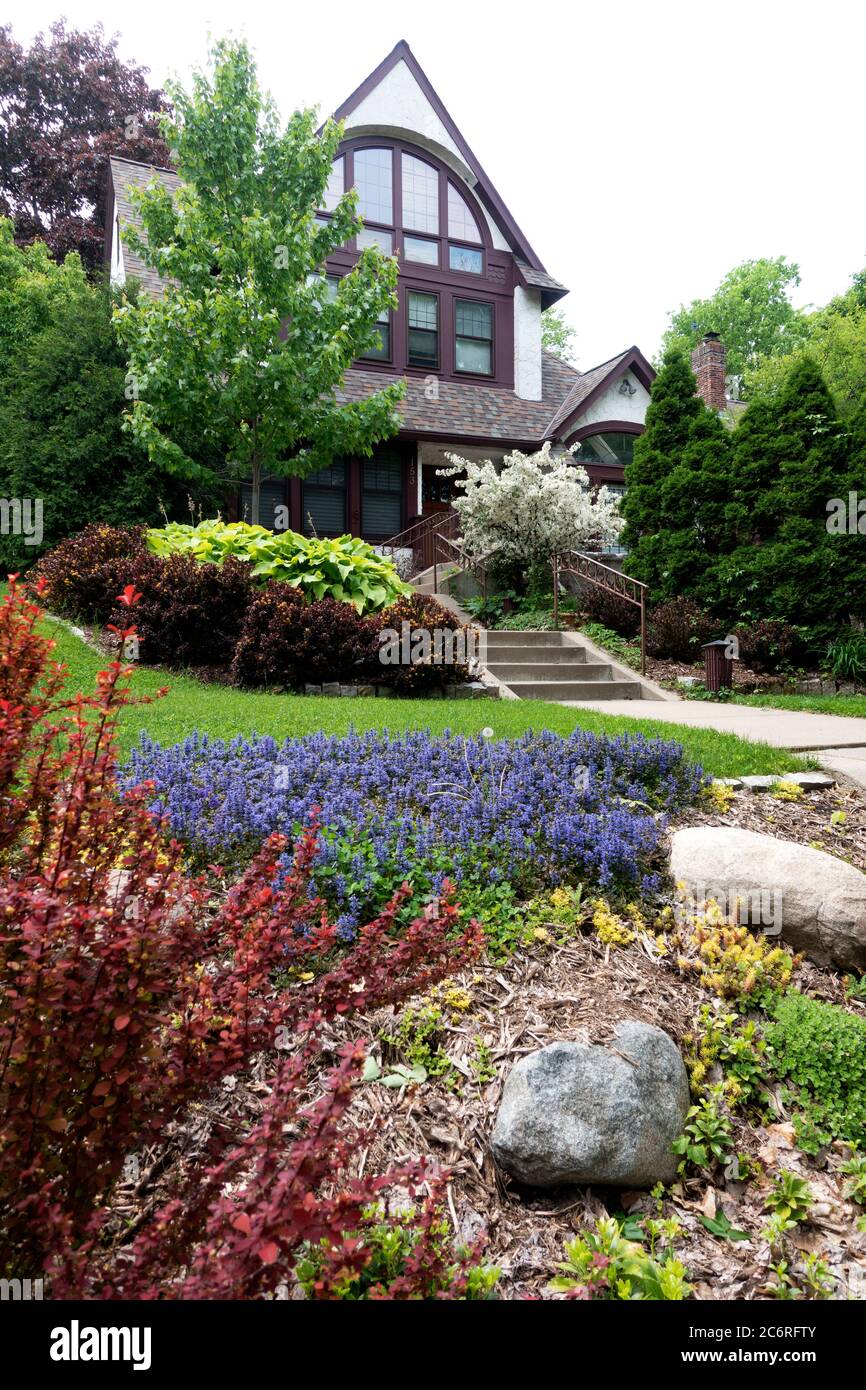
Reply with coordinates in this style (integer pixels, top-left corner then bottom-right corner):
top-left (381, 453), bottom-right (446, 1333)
top-left (250, 459), bottom-right (262, 526)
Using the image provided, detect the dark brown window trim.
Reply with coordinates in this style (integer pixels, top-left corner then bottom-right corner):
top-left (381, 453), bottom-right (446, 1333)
top-left (319, 138), bottom-right (515, 388)
top-left (406, 285), bottom-right (440, 372)
top-left (453, 294), bottom-right (495, 378)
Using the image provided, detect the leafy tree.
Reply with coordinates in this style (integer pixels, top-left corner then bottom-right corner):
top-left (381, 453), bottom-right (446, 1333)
top-left (0, 263), bottom-right (191, 570)
top-left (661, 258), bottom-right (810, 384)
top-left (747, 267), bottom-right (866, 417)
top-left (0, 218), bottom-right (89, 364)
top-left (621, 351), bottom-right (704, 594)
top-left (541, 308), bottom-right (577, 364)
top-left (114, 38), bottom-right (404, 525)
top-left (0, 20), bottom-right (169, 270)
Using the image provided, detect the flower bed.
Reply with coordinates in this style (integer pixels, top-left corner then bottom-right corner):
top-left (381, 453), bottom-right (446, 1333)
top-left (126, 727), bottom-right (707, 930)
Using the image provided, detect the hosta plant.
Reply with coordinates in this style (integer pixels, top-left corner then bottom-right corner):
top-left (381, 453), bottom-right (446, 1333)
top-left (146, 520), bottom-right (410, 613)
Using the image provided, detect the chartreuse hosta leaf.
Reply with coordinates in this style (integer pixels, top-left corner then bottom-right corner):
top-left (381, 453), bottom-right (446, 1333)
top-left (146, 519), bottom-right (410, 613)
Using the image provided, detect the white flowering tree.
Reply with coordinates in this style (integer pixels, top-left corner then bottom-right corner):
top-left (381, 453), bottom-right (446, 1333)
top-left (441, 442), bottom-right (624, 571)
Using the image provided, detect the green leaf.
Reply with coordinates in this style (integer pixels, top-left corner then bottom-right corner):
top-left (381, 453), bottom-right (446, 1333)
top-left (699, 1210), bottom-right (750, 1242)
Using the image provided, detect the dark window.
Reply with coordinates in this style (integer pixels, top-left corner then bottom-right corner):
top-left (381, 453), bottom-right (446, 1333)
top-left (240, 477), bottom-right (287, 530)
top-left (574, 433), bottom-right (636, 467)
top-left (454, 299), bottom-right (493, 375)
top-left (354, 148), bottom-right (393, 225)
top-left (408, 291), bottom-right (438, 368)
top-left (362, 452), bottom-right (403, 535)
top-left (302, 461), bottom-right (346, 535)
top-left (449, 244), bottom-right (483, 274)
top-left (360, 303), bottom-right (391, 361)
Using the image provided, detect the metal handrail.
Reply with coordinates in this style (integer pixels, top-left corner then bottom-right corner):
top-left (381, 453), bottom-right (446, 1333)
top-left (434, 532), bottom-right (490, 598)
top-left (380, 510), bottom-right (459, 579)
top-left (556, 550), bottom-right (648, 675)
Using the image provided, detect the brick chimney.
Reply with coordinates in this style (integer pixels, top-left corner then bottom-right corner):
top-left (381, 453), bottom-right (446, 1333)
top-left (691, 332), bottom-right (727, 412)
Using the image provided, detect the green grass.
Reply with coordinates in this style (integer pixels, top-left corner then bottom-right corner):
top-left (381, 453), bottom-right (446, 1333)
top-left (42, 613), bottom-right (807, 777)
top-left (729, 691), bottom-right (866, 718)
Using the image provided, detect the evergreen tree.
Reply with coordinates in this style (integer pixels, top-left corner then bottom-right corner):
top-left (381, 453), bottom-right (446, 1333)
top-left (718, 357), bottom-right (860, 642)
top-left (621, 350), bottom-right (703, 595)
top-left (659, 408), bottom-right (734, 605)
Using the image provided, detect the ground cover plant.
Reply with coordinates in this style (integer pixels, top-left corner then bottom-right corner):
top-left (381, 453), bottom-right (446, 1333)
top-left (125, 725), bottom-right (707, 929)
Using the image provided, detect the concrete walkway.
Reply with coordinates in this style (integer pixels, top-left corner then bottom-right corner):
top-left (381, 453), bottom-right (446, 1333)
top-left (560, 698), bottom-right (866, 753)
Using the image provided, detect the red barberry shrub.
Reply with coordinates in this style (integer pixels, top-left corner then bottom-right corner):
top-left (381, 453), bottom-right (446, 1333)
top-left (105, 550), bottom-right (255, 667)
top-left (0, 580), bottom-right (484, 1297)
top-left (231, 585), bottom-right (381, 688)
top-left (375, 593), bottom-right (471, 693)
top-left (27, 523), bottom-right (146, 622)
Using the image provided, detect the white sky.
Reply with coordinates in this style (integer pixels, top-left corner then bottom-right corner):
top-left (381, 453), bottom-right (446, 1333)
top-left (7, 0), bottom-right (866, 368)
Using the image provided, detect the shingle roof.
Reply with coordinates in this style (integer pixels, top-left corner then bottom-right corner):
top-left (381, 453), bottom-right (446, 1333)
top-left (337, 350), bottom-right (580, 444)
top-left (514, 258), bottom-right (568, 307)
top-left (545, 349), bottom-right (633, 436)
top-left (109, 156), bottom-right (182, 298)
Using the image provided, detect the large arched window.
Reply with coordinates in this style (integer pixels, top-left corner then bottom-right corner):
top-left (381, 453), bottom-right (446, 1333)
top-left (318, 140), bottom-right (489, 275)
top-left (317, 139), bottom-right (504, 381)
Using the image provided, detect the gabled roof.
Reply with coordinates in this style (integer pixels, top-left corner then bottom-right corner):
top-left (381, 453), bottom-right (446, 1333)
top-left (108, 155), bottom-right (182, 296)
top-left (546, 346), bottom-right (656, 438)
top-left (331, 39), bottom-right (558, 286)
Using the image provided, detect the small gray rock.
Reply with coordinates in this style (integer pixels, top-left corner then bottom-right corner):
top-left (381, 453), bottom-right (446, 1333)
top-left (740, 775), bottom-right (778, 791)
top-left (375, 685), bottom-right (392, 698)
top-left (356, 684), bottom-right (374, 698)
top-left (713, 777), bottom-right (743, 789)
top-left (677, 675), bottom-right (699, 688)
top-left (491, 1023), bottom-right (689, 1189)
top-left (787, 771), bottom-right (836, 790)
top-left (321, 682), bottom-right (340, 696)
top-left (304, 683), bottom-right (322, 696)
top-left (339, 685), bottom-right (358, 698)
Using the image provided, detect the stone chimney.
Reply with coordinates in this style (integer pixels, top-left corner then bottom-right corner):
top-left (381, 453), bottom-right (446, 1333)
top-left (691, 332), bottom-right (727, 413)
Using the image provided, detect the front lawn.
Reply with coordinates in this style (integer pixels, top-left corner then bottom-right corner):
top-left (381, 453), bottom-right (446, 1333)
top-left (729, 691), bottom-right (866, 718)
top-left (43, 613), bottom-right (807, 777)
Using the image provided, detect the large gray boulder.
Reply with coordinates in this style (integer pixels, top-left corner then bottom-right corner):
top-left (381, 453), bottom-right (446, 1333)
top-left (669, 825), bottom-right (866, 972)
top-left (491, 1023), bottom-right (689, 1189)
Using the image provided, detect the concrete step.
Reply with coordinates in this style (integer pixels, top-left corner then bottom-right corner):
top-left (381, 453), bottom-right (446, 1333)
top-left (505, 679), bottom-right (642, 701)
top-left (483, 629), bottom-right (570, 646)
top-left (485, 661), bottom-right (614, 683)
top-left (482, 644), bottom-right (588, 665)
